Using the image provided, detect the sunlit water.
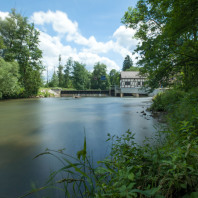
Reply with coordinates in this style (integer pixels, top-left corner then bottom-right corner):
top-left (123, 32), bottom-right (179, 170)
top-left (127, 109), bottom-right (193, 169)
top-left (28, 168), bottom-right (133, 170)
top-left (0, 97), bottom-right (160, 197)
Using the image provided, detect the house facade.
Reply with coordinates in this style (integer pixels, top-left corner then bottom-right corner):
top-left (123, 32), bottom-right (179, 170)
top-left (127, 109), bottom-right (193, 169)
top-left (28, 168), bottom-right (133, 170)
top-left (120, 71), bottom-right (146, 88)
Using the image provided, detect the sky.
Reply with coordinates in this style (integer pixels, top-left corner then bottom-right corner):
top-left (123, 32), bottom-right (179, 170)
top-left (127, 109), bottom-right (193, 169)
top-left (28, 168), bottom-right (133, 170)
top-left (0, 0), bottom-right (139, 78)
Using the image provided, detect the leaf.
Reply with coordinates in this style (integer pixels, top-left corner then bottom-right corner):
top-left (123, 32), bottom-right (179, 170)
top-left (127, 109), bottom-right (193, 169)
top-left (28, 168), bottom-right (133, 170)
top-left (128, 173), bottom-right (135, 181)
top-left (190, 192), bottom-right (198, 198)
top-left (33, 152), bottom-right (51, 159)
top-left (119, 185), bottom-right (127, 193)
top-left (130, 186), bottom-right (161, 197)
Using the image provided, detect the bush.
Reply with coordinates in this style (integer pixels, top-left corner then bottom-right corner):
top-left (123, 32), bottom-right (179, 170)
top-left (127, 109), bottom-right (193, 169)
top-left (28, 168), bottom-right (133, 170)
top-left (150, 89), bottom-right (185, 112)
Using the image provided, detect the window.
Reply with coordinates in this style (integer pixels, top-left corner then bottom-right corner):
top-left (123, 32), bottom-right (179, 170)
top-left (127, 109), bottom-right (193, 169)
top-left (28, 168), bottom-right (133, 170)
top-left (125, 81), bottom-right (130, 86)
top-left (138, 82), bottom-right (141, 86)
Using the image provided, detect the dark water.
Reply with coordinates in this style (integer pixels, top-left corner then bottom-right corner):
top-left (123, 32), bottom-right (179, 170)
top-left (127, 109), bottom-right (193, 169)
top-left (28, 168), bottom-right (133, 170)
top-left (0, 97), bottom-right (159, 198)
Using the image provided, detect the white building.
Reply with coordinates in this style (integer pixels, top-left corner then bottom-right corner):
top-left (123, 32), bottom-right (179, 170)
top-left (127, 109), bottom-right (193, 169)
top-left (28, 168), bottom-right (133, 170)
top-left (120, 71), bottom-right (146, 88)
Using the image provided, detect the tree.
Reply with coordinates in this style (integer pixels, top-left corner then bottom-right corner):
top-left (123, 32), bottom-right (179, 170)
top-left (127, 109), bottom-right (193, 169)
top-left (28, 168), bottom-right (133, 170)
top-left (57, 55), bottom-right (64, 87)
top-left (49, 71), bottom-right (59, 87)
top-left (109, 69), bottom-right (120, 86)
top-left (64, 57), bottom-right (73, 88)
top-left (0, 9), bottom-right (43, 96)
top-left (0, 58), bottom-right (20, 99)
top-left (91, 62), bottom-right (110, 90)
top-left (122, 55), bottom-right (133, 71)
top-left (72, 61), bottom-right (90, 90)
top-left (122, 0), bottom-right (198, 90)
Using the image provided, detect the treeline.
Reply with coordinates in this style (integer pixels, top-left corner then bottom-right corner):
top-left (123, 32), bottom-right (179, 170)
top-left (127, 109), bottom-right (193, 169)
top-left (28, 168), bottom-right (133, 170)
top-left (46, 56), bottom-right (120, 90)
top-left (47, 54), bottom-right (138, 90)
top-left (0, 9), bottom-right (43, 99)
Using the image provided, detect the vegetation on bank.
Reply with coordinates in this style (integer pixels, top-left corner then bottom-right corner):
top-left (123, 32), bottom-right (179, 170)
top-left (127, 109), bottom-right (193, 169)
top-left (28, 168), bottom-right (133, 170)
top-left (20, 88), bottom-right (198, 198)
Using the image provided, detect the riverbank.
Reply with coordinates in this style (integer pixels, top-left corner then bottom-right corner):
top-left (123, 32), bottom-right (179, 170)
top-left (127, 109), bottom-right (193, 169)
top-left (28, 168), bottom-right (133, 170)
top-left (28, 88), bottom-right (198, 197)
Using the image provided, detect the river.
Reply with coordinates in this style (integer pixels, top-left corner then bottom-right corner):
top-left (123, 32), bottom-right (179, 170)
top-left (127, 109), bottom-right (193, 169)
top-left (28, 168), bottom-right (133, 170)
top-left (0, 97), bottom-right (159, 198)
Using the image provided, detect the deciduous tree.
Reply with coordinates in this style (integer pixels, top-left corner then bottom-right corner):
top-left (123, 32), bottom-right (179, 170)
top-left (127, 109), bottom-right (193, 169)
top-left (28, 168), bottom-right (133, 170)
top-left (109, 69), bottom-right (120, 86)
top-left (0, 58), bottom-right (20, 99)
top-left (0, 9), bottom-right (43, 96)
top-left (91, 62), bottom-right (110, 90)
top-left (122, 0), bottom-right (198, 90)
top-left (72, 61), bottom-right (90, 90)
top-left (64, 57), bottom-right (73, 88)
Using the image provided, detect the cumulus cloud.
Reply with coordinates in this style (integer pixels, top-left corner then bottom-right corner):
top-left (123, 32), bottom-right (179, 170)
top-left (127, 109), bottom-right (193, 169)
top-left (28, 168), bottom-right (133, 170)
top-left (31, 10), bottom-right (78, 35)
top-left (113, 26), bottom-right (138, 49)
top-left (0, 11), bottom-right (9, 20)
top-left (77, 52), bottom-right (120, 72)
top-left (30, 10), bottom-right (139, 76)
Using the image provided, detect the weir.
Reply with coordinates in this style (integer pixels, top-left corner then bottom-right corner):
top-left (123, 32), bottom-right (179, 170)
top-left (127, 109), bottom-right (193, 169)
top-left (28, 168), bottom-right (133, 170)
top-left (61, 90), bottom-right (110, 97)
top-left (60, 87), bottom-right (164, 97)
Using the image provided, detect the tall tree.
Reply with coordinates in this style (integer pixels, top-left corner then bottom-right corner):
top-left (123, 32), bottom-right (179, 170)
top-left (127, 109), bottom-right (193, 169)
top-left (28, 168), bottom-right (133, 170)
top-left (0, 9), bottom-right (43, 96)
top-left (122, 55), bottom-right (133, 71)
top-left (91, 62), bottom-right (110, 90)
top-left (64, 57), bottom-right (73, 88)
top-left (49, 71), bottom-right (59, 87)
top-left (109, 69), bottom-right (120, 86)
top-left (72, 61), bottom-right (90, 90)
top-left (122, 0), bottom-right (198, 90)
top-left (57, 55), bottom-right (64, 87)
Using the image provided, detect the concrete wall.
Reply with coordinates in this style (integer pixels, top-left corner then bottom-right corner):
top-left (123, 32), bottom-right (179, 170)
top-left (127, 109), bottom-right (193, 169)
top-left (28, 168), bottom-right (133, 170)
top-left (121, 87), bottom-right (149, 94)
top-left (61, 94), bottom-right (109, 97)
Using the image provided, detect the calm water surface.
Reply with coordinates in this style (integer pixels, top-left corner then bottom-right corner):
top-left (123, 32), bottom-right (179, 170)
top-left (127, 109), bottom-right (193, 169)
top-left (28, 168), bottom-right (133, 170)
top-left (0, 97), bottom-right (159, 197)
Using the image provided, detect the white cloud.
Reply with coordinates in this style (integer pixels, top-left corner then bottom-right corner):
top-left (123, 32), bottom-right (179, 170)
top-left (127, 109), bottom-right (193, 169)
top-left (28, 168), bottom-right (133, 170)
top-left (0, 11), bottom-right (9, 20)
top-left (31, 10), bottom-right (78, 35)
top-left (31, 10), bottom-right (139, 77)
top-left (77, 52), bottom-right (120, 72)
top-left (113, 25), bottom-right (138, 50)
top-left (39, 31), bottom-right (77, 71)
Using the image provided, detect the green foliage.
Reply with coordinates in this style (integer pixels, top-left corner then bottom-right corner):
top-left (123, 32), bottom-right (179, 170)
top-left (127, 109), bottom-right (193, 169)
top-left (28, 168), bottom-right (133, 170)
top-left (109, 69), bottom-right (120, 86)
top-left (57, 55), bottom-right (64, 87)
top-left (0, 9), bottom-right (43, 97)
top-left (150, 89), bottom-right (185, 112)
top-left (72, 61), bottom-right (90, 90)
top-left (122, 0), bottom-right (198, 91)
top-left (122, 55), bottom-right (133, 71)
top-left (91, 62), bottom-right (110, 90)
top-left (63, 57), bottom-right (73, 88)
top-left (48, 72), bottom-right (59, 87)
top-left (0, 58), bottom-right (21, 99)
top-left (126, 66), bottom-right (139, 71)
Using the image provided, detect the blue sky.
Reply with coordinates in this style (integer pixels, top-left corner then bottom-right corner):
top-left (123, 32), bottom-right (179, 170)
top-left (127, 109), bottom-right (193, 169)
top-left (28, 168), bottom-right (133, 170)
top-left (0, 0), bottom-right (139, 77)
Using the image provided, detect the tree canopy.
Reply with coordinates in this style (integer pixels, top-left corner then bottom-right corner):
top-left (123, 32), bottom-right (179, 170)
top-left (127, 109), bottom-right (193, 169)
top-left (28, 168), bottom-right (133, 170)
top-left (72, 61), bottom-right (90, 90)
top-left (122, 55), bottom-right (133, 71)
top-left (0, 58), bottom-right (20, 99)
top-left (122, 0), bottom-right (198, 90)
top-left (0, 9), bottom-right (43, 96)
top-left (109, 69), bottom-right (120, 86)
top-left (91, 62), bottom-right (110, 90)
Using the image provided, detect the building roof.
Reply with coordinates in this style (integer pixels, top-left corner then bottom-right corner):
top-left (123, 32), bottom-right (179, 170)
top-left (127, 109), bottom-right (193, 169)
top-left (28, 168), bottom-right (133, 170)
top-left (120, 71), bottom-right (146, 79)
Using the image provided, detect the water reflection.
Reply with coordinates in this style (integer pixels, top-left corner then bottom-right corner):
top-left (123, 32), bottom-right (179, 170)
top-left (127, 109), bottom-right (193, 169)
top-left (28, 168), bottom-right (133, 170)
top-left (0, 97), bottom-right (158, 197)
